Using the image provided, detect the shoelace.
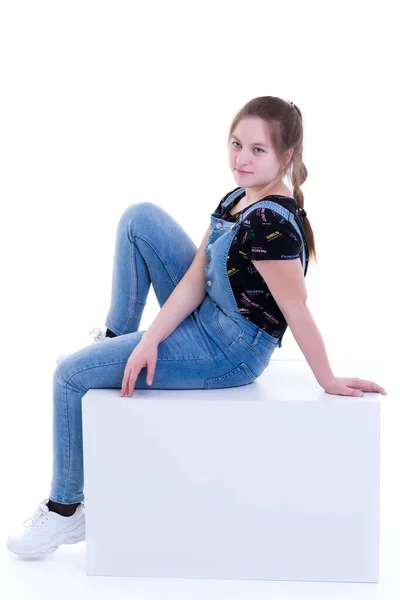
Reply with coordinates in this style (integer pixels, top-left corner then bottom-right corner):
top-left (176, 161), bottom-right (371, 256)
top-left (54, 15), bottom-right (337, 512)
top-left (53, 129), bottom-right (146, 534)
top-left (23, 499), bottom-right (49, 528)
top-left (88, 327), bottom-right (107, 343)
top-left (22, 499), bottom-right (85, 528)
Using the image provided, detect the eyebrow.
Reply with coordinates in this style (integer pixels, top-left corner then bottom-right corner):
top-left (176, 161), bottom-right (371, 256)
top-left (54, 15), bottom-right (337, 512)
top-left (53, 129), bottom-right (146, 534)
top-left (231, 135), bottom-right (270, 147)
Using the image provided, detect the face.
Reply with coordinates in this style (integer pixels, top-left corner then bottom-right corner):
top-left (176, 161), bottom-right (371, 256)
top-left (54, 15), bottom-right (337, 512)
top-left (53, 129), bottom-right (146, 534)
top-left (228, 117), bottom-right (293, 188)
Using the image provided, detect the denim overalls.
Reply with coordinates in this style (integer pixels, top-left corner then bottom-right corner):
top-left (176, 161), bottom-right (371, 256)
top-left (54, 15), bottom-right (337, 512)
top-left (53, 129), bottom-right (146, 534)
top-left (49, 192), bottom-right (308, 503)
top-left (195, 186), bottom-right (308, 381)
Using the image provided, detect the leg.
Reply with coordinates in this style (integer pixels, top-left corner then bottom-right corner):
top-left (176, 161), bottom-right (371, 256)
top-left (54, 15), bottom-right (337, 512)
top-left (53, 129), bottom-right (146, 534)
top-left (104, 202), bottom-right (198, 335)
top-left (49, 202), bottom-right (207, 504)
top-left (49, 320), bottom-right (236, 504)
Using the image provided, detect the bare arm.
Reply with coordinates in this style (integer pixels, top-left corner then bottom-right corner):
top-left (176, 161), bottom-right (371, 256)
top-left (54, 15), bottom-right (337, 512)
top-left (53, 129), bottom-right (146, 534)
top-left (280, 302), bottom-right (334, 387)
top-left (252, 258), bottom-right (334, 388)
top-left (142, 225), bottom-right (211, 346)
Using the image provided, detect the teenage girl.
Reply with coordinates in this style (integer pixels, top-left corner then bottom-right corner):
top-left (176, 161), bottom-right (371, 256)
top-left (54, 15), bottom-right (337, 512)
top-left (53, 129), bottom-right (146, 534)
top-left (6, 95), bottom-right (386, 559)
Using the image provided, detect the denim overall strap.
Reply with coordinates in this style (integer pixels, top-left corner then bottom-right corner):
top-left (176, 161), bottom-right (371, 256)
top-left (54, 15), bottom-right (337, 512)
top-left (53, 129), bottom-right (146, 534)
top-left (221, 187), bottom-right (245, 208)
top-left (239, 201), bottom-right (308, 275)
top-left (220, 188), bottom-right (308, 276)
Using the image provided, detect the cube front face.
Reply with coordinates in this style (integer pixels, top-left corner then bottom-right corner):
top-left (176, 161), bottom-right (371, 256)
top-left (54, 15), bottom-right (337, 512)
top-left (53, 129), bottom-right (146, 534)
top-left (82, 387), bottom-right (380, 582)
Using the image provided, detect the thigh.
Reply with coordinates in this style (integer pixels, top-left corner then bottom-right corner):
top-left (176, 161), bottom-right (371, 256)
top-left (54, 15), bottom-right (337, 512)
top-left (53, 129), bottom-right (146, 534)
top-left (54, 314), bottom-right (255, 392)
top-left (121, 202), bottom-right (198, 307)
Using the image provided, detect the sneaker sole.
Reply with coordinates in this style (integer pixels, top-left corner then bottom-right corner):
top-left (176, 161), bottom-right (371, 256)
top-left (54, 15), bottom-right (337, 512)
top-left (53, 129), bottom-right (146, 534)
top-left (7, 520), bottom-right (85, 558)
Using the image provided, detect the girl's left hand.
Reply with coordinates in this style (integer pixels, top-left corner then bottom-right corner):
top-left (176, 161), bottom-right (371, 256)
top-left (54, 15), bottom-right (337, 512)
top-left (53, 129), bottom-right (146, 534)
top-left (323, 376), bottom-right (387, 397)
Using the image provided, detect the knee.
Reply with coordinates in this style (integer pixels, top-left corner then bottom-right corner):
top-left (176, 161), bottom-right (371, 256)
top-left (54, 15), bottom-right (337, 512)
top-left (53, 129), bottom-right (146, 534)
top-left (119, 202), bottom-right (162, 227)
top-left (54, 358), bottom-right (73, 389)
top-left (116, 202), bottom-right (169, 241)
top-left (54, 355), bottom-right (84, 390)
top-left (54, 359), bottom-right (68, 384)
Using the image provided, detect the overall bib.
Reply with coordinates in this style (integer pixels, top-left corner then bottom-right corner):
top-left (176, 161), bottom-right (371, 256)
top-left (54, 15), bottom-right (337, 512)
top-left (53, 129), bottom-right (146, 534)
top-left (195, 186), bottom-right (308, 382)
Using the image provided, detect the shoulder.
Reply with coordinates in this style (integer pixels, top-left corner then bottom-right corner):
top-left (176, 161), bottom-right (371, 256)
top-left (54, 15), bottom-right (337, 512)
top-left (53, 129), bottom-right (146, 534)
top-left (244, 199), bottom-right (299, 232)
top-left (242, 203), bottom-right (293, 230)
top-left (241, 204), bottom-right (302, 255)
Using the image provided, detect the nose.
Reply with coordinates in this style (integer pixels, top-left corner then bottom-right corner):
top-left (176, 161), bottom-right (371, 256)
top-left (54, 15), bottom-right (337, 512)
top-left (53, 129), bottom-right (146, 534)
top-left (235, 149), bottom-right (252, 170)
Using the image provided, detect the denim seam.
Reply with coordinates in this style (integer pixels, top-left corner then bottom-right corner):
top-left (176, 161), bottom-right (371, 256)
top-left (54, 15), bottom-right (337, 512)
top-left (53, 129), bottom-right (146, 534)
top-left (132, 231), bottom-right (180, 286)
top-left (122, 231), bottom-right (181, 333)
top-left (51, 372), bottom-right (86, 503)
top-left (56, 356), bottom-right (220, 393)
top-left (256, 337), bottom-right (278, 350)
top-left (55, 351), bottom-right (218, 500)
top-left (60, 373), bottom-right (72, 503)
top-left (204, 362), bottom-right (256, 389)
top-left (238, 336), bottom-right (269, 367)
top-left (49, 495), bottom-right (84, 504)
top-left (213, 305), bottom-right (243, 348)
top-left (190, 311), bottom-right (220, 358)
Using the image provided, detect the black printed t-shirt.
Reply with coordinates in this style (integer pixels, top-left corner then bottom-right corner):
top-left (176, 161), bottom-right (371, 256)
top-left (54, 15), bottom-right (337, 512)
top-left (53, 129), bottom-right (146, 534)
top-left (213, 188), bottom-right (309, 341)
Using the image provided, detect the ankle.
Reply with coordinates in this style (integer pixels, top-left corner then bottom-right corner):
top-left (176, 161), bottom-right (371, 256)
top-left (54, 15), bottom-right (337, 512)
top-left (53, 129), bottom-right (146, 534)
top-left (47, 499), bottom-right (81, 517)
top-left (106, 328), bottom-right (117, 338)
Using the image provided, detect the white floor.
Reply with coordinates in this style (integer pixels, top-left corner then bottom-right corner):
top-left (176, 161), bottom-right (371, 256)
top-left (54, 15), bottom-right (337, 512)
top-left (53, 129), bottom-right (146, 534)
top-left (2, 356), bottom-right (398, 600)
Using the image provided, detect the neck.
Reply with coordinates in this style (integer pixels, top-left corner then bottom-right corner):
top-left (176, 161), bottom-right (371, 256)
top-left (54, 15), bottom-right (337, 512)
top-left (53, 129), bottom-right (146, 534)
top-left (243, 180), bottom-right (291, 204)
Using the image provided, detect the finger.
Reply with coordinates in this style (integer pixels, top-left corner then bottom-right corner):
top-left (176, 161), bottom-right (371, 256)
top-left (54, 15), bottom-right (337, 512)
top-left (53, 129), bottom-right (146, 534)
top-left (121, 368), bottom-right (130, 397)
top-left (343, 383), bottom-right (363, 396)
top-left (147, 363), bottom-right (155, 385)
top-left (355, 378), bottom-right (377, 388)
top-left (354, 379), bottom-right (386, 393)
top-left (350, 387), bottom-right (364, 397)
top-left (120, 373), bottom-right (126, 397)
top-left (128, 370), bottom-right (139, 396)
top-left (367, 380), bottom-right (386, 393)
top-left (347, 379), bottom-right (380, 393)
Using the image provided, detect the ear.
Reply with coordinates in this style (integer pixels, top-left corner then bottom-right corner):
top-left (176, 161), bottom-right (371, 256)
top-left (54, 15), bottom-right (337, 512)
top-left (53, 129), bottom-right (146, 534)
top-left (284, 147), bottom-right (294, 166)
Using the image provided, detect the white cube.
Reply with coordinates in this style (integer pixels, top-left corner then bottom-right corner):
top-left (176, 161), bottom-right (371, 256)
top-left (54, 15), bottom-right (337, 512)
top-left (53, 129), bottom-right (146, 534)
top-left (82, 359), bottom-right (382, 582)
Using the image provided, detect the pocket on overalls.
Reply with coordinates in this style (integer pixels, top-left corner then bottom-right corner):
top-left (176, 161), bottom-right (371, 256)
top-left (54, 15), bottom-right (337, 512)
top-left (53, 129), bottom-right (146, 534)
top-left (255, 333), bottom-right (279, 351)
top-left (204, 362), bottom-right (256, 389)
top-left (214, 307), bottom-right (244, 348)
top-left (237, 329), bottom-right (277, 370)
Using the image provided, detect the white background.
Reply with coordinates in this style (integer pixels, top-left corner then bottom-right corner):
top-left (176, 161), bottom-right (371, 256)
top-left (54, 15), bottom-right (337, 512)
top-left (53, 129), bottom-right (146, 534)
top-left (1, 1), bottom-right (398, 598)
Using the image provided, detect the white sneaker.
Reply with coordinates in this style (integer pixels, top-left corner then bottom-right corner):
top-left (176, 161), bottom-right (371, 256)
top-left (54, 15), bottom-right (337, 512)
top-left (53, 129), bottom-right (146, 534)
top-left (6, 499), bottom-right (85, 558)
top-left (56, 327), bottom-right (113, 365)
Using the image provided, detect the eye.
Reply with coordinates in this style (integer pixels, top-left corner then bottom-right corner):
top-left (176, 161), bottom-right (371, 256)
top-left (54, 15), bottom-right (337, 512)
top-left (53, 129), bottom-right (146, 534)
top-left (232, 141), bottom-right (264, 153)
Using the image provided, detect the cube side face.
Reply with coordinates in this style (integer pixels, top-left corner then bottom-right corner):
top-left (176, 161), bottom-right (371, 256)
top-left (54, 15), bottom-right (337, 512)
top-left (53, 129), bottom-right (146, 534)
top-left (82, 391), bottom-right (380, 582)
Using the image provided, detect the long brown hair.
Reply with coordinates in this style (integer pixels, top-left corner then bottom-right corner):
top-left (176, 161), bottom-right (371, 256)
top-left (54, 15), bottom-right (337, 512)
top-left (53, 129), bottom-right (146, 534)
top-left (228, 96), bottom-right (317, 264)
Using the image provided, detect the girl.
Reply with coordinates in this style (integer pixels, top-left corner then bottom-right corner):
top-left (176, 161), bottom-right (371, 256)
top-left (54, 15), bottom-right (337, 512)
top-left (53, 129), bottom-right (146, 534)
top-left (6, 96), bottom-right (386, 559)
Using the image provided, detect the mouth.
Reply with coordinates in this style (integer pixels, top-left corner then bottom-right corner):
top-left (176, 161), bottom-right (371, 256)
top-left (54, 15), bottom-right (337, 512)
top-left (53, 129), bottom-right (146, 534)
top-left (237, 169), bottom-right (251, 174)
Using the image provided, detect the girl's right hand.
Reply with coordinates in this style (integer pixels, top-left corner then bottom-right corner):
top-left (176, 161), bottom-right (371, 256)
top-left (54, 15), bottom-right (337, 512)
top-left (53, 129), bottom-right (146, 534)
top-left (120, 338), bottom-right (159, 397)
top-left (323, 375), bottom-right (387, 397)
